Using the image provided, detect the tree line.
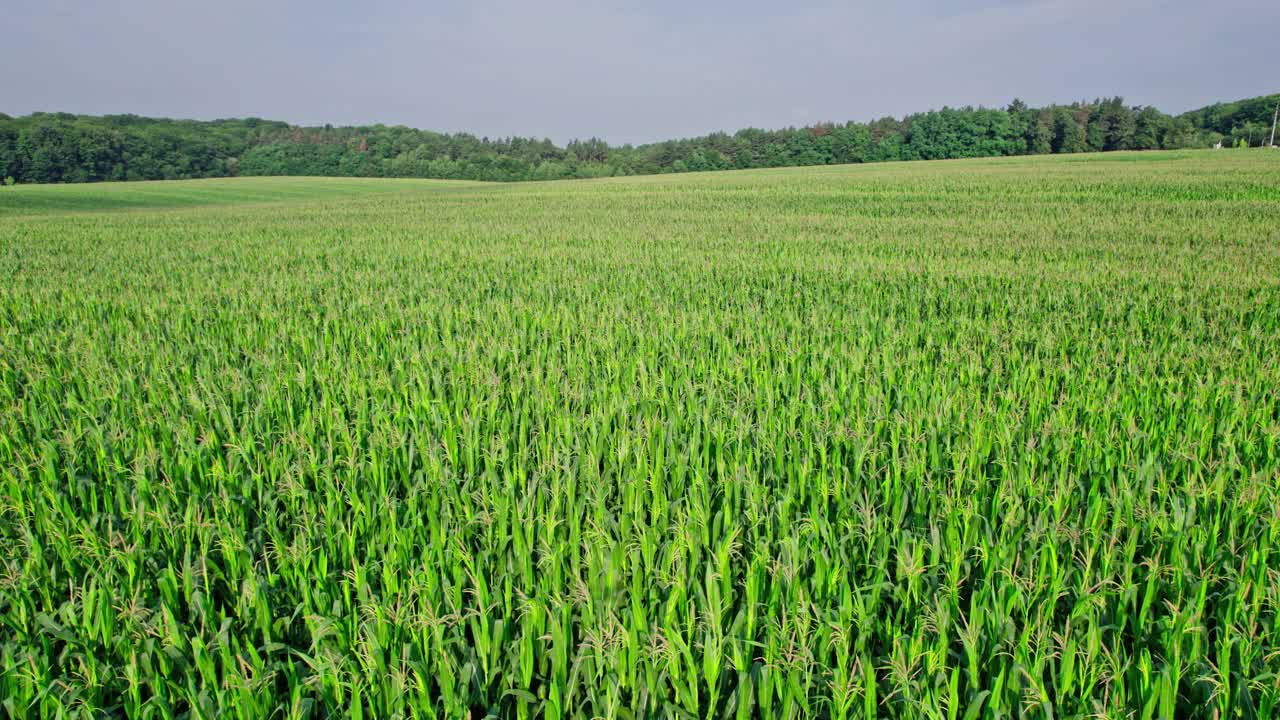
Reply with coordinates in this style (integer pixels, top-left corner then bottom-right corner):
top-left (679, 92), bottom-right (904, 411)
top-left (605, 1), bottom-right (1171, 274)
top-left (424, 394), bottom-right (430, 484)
top-left (2, 93), bottom-right (1276, 185)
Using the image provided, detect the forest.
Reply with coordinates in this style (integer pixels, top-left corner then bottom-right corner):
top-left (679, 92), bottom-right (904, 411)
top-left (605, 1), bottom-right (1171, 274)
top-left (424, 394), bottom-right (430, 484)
top-left (2, 93), bottom-right (1276, 184)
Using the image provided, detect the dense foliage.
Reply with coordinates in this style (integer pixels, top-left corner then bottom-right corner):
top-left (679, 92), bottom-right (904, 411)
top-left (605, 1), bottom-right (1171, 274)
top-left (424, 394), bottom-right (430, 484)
top-left (2, 93), bottom-right (1275, 184)
top-left (0, 115), bottom-right (287, 184)
top-left (2, 151), bottom-right (1279, 718)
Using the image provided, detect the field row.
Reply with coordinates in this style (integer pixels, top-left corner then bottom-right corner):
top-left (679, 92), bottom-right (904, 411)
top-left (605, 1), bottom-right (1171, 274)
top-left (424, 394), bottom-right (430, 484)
top-left (2, 151), bottom-right (1279, 718)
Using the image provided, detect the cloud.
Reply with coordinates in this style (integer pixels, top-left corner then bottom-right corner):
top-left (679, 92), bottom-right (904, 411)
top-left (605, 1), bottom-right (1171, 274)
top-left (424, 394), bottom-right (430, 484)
top-left (2, 0), bottom-right (1276, 143)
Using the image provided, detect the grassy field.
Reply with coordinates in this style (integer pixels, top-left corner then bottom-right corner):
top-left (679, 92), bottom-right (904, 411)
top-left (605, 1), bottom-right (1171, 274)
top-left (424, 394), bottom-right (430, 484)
top-left (0, 176), bottom-right (486, 217)
top-left (2, 150), bottom-right (1279, 718)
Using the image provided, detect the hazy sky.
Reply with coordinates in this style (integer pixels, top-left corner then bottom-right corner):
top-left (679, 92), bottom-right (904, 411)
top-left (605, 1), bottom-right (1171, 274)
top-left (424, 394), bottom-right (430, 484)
top-left (4, 0), bottom-right (1277, 144)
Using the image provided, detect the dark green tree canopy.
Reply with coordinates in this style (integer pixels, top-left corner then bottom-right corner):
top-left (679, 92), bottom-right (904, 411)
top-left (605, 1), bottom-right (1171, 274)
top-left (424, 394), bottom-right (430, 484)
top-left (1, 94), bottom-right (1273, 184)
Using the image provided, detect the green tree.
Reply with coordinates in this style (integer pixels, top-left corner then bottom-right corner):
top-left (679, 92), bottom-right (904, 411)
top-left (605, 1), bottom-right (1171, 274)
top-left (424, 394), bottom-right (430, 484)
top-left (2, 93), bottom-right (1275, 184)
top-left (1052, 107), bottom-right (1087, 153)
top-left (1132, 107), bottom-right (1167, 150)
top-left (1096, 98), bottom-right (1137, 150)
top-left (1029, 110), bottom-right (1054, 155)
top-left (1006, 99), bottom-right (1033, 155)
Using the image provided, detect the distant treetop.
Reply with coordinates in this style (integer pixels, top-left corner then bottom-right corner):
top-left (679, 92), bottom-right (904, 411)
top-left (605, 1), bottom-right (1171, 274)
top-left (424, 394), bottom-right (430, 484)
top-left (2, 93), bottom-right (1275, 184)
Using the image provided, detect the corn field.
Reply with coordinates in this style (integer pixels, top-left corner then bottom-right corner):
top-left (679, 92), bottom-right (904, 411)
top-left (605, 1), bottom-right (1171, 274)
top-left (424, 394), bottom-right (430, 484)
top-left (2, 150), bottom-right (1279, 718)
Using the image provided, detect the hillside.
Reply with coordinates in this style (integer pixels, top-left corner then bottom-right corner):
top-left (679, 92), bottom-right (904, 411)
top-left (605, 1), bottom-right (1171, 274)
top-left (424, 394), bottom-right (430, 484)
top-left (1181, 92), bottom-right (1280, 138)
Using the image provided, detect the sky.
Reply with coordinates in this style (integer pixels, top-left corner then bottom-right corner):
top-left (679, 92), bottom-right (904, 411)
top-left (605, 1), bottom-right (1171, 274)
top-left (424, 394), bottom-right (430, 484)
top-left (3, 0), bottom-right (1277, 144)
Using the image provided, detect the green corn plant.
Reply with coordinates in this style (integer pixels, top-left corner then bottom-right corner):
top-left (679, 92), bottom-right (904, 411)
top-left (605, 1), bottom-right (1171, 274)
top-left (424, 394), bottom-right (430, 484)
top-left (1, 152), bottom-right (1278, 718)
